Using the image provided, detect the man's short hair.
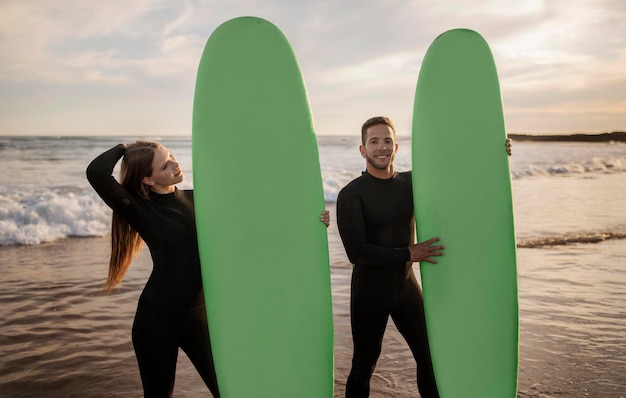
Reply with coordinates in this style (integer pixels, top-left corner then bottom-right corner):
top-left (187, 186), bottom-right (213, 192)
top-left (361, 116), bottom-right (396, 145)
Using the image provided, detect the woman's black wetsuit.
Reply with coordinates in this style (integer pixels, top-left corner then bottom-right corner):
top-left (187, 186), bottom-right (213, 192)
top-left (87, 145), bottom-right (220, 398)
top-left (336, 170), bottom-right (438, 398)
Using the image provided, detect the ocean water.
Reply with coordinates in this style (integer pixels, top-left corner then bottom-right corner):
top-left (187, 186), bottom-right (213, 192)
top-left (1, 135), bottom-right (625, 246)
top-left (1, 135), bottom-right (625, 397)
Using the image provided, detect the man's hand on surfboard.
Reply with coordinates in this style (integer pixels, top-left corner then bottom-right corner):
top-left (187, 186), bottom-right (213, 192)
top-left (408, 237), bottom-right (445, 264)
top-left (320, 210), bottom-right (330, 227)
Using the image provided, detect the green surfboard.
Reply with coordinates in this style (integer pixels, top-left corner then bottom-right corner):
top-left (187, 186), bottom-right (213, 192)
top-left (412, 29), bottom-right (519, 397)
top-left (192, 17), bottom-right (333, 397)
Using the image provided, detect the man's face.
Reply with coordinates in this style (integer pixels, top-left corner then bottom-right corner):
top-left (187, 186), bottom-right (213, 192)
top-left (360, 124), bottom-right (398, 171)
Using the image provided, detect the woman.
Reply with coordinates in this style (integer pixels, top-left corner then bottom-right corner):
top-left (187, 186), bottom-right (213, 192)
top-left (87, 141), bottom-right (221, 397)
top-left (87, 141), bottom-right (331, 397)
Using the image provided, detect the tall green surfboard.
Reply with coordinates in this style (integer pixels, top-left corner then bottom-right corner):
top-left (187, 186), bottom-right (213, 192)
top-left (412, 29), bottom-right (519, 397)
top-left (192, 17), bottom-right (333, 397)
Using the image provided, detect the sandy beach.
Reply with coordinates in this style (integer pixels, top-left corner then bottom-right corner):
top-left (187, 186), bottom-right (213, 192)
top-left (2, 201), bottom-right (625, 397)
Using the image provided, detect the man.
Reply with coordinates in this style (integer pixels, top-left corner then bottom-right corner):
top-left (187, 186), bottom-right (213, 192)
top-left (336, 116), bottom-right (443, 397)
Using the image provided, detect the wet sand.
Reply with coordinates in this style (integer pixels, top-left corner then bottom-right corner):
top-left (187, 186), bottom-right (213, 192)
top-left (1, 204), bottom-right (625, 397)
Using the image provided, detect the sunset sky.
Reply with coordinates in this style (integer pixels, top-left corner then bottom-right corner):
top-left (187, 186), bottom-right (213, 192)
top-left (1, 0), bottom-right (624, 136)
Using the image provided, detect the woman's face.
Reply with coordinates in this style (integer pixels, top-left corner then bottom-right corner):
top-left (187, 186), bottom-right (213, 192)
top-left (142, 145), bottom-right (184, 193)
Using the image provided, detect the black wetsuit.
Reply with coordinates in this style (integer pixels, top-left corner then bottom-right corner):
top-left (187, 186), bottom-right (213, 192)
top-left (336, 170), bottom-right (439, 398)
top-left (86, 145), bottom-right (220, 398)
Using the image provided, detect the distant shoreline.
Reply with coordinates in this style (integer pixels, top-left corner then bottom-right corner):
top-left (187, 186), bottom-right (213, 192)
top-left (509, 131), bottom-right (626, 142)
top-left (1, 132), bottom-right (625, 142)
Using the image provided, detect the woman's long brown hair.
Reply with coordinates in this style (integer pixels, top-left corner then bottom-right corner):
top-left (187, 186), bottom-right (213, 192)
top-left (103, 141), bottom-right (160, 293)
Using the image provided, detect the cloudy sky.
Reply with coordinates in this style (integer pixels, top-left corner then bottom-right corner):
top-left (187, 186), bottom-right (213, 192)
top-left (1, 0), bottom-right (624, 136)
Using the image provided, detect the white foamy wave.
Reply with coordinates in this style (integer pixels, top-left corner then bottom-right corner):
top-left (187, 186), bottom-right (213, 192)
top-left (320, 158), bottom-right (626, 202)
top-left (511, 156), bottom-right (626, 179)
top-left (1, 136), bottom-right (625, 246)
top-left (321, 168), bottom-right (359, 203)
top-left (0, 186), bottom-right (111, 245)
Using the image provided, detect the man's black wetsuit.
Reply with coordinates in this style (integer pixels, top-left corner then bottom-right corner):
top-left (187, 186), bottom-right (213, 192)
top-left (336, 170), bottom-right (439, 398)
top-left (87, 145), bottom-right (220, 398)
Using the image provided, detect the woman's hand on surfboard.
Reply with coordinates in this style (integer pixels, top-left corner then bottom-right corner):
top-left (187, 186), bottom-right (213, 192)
top-left (506, 138), bottom-right (512, 156)
top-left (320, 210), bottom-right (330, 227)
top-left (408, 237), bottom-right (445, 264)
